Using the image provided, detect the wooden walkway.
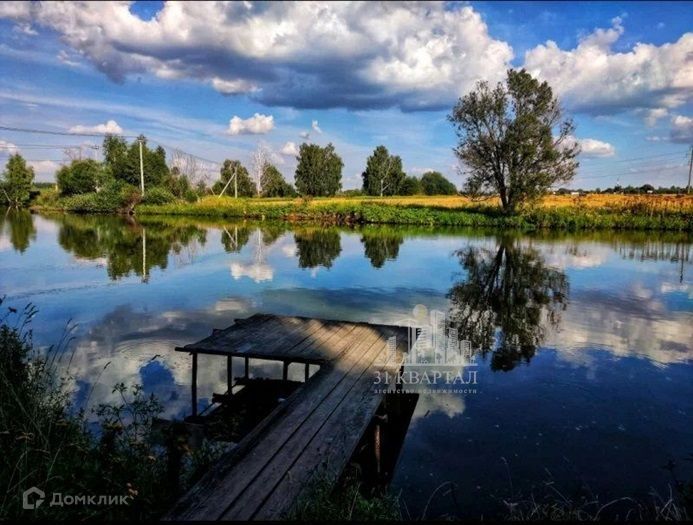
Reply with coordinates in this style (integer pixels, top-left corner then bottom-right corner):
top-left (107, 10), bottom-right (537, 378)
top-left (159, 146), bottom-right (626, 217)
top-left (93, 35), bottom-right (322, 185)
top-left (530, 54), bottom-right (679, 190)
top-left (166, 314), bottom-right (408, 521)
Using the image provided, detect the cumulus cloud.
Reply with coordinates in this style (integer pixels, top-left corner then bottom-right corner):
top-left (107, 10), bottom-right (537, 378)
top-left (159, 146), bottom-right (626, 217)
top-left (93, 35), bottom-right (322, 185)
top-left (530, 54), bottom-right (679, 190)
top-left (578, 138), bottom-right (616, 157)
top-left (0, 2), bottom-right (512, 111)
top-left (0, 140), bottom-right (19, 154)
top-left (311, 120), bottom-right (322, 134)
top-left (226, 113), bottom-right (274, 135)
top-left (645, 108), bottom-right (669, 127)
top-left (565, 136), bottom-right (616, 157)
top-left (670, 115), bottom-right (693, 143)
top-left (69, 119), bottom-right (123, 134)
top-left (524, 17), bottom-right (693, 115)
top-left (299, 131), bottom-right (310, 140)
top-left (280, 141), bottom-right (299, 156)
top-left (28, 160), bottom-right (61, 181)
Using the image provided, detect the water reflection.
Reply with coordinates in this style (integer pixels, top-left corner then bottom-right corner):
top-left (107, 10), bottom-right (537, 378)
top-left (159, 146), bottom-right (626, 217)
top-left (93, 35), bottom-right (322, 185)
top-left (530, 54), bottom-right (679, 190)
top-left (293, 228), bottom-right (342, 269)
top-left (56, 214), bottom-right (207, 280)
top-left (0, 208), bottom-right (36, 253)
top-left (361, 228), bottom-right (404, 268)
top-left (448, 236), bottom-right (569, 371)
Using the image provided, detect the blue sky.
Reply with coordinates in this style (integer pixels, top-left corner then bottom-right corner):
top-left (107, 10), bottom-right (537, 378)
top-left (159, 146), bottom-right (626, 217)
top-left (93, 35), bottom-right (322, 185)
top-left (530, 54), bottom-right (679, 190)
top-left (0, 1), bottom-right (690, 188)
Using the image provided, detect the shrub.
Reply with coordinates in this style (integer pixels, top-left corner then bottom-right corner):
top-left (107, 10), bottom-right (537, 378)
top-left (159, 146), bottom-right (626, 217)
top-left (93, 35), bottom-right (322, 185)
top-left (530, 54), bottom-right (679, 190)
top-left (420, 171), bottom-right (457, 195)
top-left (141, 187), bottom-right (176, 205)
top-left (56, 159), bottom-right (102, 196)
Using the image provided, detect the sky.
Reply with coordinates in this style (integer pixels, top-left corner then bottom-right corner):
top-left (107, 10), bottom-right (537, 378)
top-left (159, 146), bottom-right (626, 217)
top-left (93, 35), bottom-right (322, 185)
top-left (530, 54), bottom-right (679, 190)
top-left (0, 1), bottom-right (691, 188)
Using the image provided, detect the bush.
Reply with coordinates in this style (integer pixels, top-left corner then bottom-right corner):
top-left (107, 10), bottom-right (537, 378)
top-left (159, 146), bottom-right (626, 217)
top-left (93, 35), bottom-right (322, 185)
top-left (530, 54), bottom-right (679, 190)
top-left (60, 181), bottom-right (140, 213)
top-left (56, 159), bottom-right (102, 196)
top-left (183, 188), bottom-right (198, 203)
top-left (141, 187), bottom-right (176, 205)
top-left (420, 171), bottom-right (457, 195)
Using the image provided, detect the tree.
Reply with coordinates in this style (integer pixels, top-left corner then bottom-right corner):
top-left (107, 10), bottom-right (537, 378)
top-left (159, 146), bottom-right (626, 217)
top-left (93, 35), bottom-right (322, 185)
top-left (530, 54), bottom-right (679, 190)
top-left (1, 154), bottom-right (34, 207)
top-left (56, 159), bottom-right (102, 196)
top-left (399, 175), bottom-right (421, 195)
top-left (361, 145), bottom-right (405, 196)
top-left (213, 160), bottom-right (255, 197)
top-left (420, 171), bottom-right (457, 195)
top-left (295, 143), bottom-right (343, 196)
top-left (103, 135), bottom-right (128, 179)
top-left (449, 68), bottom-right (579, 212)
top-left (361, 231), bottom-right (404, 268)
top-left (294, 228), bottom-right (342, 268)
top-left (261, 165), bottom-right (295, 197)
top-left (251, 143), bottom-right (272, 195)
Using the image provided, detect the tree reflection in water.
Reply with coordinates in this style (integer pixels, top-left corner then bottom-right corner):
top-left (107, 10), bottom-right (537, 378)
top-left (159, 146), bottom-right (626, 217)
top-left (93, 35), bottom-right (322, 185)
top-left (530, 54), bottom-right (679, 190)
top-left (57, 214), bottom-right (207, 280)
top-left (361, 230), bottom-right (404, 268)
top-left (0, 208), bottom-right (36, 253)
top-left (294, 228), bottom-right (342, 269)
top-left (448, 236), bottom-right (569, 371)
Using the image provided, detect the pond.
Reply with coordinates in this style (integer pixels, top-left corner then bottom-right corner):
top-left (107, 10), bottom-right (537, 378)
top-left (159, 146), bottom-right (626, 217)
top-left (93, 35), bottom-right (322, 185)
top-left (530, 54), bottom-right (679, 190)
top-left (1, 209), bottom-right (692, 518)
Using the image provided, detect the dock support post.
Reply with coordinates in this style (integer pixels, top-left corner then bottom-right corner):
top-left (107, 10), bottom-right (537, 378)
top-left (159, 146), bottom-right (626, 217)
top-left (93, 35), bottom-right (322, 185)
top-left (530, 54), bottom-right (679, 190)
top-left (304, 363), bottom-right (310, 382)
top-left (244, 357), bottom-right (249, 379)
top-left (283, 361), bottom-right (289, 381)
top-left (227, 356), bottom-right (233, 393)
top-left (191, 352), bottom-right (198, 417)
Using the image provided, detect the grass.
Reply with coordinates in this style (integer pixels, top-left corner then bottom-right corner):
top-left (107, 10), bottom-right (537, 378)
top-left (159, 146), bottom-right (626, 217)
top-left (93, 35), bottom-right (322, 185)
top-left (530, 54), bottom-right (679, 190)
top-left (0, 300), bottom-right (222, 521)
top-left (136, 193), bottom-right (693, 231)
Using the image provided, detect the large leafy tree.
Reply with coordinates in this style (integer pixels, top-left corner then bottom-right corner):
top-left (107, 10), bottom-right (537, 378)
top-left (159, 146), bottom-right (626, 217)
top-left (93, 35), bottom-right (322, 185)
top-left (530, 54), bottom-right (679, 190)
top-left (449, 69), bottom-right (579, 212)
top-left (399, 175), bottom-right (421, 195)
top-left (361, 145), bottom-right (405, 196)
top-left (294, 143), bottom-right (343, 196)
top-left (213, 160), bottom-right (256, 197)
top-left (103, 135), bottom-right (169, 188)
top-left (56, 159), bottom-right (102, 196)
top-left (1, 153), bottom-right (34, 207)
top-left (420, 171), bottom-right (457, 195)
top-left (261, 165), bottom-right (296, 197)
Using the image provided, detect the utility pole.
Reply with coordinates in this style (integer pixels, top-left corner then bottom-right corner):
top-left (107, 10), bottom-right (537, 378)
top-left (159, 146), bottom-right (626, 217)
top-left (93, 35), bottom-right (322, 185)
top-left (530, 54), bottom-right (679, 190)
top-left (138, 138), bottom-right (145, 196)
top-left (218, 165), bottom-right (238, 198)
top-left (687, 145), bottom-right (692, 194)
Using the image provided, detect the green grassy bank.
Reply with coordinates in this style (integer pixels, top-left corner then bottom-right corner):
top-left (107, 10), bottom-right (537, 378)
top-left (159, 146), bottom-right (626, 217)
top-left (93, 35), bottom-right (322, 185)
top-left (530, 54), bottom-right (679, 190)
top-left (136, 197), bottom-right (692, 231)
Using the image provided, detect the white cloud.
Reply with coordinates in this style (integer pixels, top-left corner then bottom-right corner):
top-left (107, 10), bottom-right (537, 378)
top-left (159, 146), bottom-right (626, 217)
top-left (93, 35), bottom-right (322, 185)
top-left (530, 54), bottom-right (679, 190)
top-left (226, 113), bottom-right (274, 135)
top-left (0, 140), bottom-right (19, 154)
top-left (211, 77), bottom-right (258, 95)
top-left (311, 120), bottom-right (322, 134)
top-left (69, 119), bottom-right (123, 134)
top-left (28, 160), bottom-right (61, 181)
top-left (13, 22), bottom-right (37, 35)
top-left (0, 2), bottom-right (512, 111)
top-left (280, 141), bottom-right (299, 156)
top-left (566, 136), bottom-right (616, 157)
top-left (644, 108), bottom-right (668, 127)
top-left (299, 131), bottom-right (310, 140)
top-left (524, 18), bottom-right (693, 115)
top-left (670, 115), bottom-right (693, 143)
top-left (57, 49), bottom-right (80, 67)
top-left (578, 138), bottom-right (616, 157)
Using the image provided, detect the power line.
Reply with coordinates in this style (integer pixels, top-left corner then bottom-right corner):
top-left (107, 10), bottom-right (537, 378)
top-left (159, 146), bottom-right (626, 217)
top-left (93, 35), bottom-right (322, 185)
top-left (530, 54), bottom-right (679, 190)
top-left (0, 124), bottom-right (136, 139)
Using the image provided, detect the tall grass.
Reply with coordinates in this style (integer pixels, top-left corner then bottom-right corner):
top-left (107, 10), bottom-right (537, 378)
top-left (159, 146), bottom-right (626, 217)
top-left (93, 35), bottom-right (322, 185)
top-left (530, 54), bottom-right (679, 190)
top-left (138, 195), bottom-right (692, 231)
top-left (0, 299), bottom-right (221, 520)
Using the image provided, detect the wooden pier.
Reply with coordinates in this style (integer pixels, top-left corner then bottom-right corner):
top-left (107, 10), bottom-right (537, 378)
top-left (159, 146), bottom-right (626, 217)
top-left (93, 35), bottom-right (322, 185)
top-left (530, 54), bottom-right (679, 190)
top-left (165, 313), bottom-right (409, 521)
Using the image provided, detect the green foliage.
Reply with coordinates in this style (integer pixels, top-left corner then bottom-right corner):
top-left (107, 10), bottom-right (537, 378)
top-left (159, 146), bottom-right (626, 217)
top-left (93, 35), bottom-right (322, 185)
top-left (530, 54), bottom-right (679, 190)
top-left (103, 134), bottom-right (169, 188)
top-left (59, 180), bottom-right (140, 213)
top-left (56, 159), bottom-right (102, 196)
top-left (165, 167), bottom-right (193, 199)
top-left (295, 142), bottom-right (343, 196)
top-left (361, 145), bottom-right (405, 196)
top-left (399, 175), bottom-right (421, 195)
top-left (449, 68), bottom-right (579, 212)
top-left (261, 164), bottom-right (295, 197)
top-left (141, 187), bottom-right (176, 205)
top-left (1, 153), bottom-right (34, 207)
top-left (138, 198), bottom-right (692, 232)
top-left (212, 160), bottom-right (255, 197)
top-left (420, 171), bottom-right (457, 195)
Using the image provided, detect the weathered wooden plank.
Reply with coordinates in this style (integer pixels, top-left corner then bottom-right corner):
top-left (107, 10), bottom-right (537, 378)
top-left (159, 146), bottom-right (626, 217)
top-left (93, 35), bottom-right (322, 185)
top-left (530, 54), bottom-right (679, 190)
top-left (182, 313), bottom-right (275, 352)
top-left (166, 325), bottom-right (385, 520)
top-left (219, 326), bottom-right (400, 520)
top-left (253, 344), bottom-right (403, 520)
top-left (285, 322), bottom-right (359, 361)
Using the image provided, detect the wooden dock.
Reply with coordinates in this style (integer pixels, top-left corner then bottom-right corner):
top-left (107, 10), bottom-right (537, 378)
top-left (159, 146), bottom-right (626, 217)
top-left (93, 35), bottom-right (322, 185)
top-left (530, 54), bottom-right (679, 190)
top-left (165, 313), bottom-right (409, 521)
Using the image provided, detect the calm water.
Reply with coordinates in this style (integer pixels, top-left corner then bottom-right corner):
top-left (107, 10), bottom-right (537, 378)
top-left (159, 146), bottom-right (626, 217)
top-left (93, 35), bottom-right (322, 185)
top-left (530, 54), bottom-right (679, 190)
top-left (1, 210), bottom-right (692, 518)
